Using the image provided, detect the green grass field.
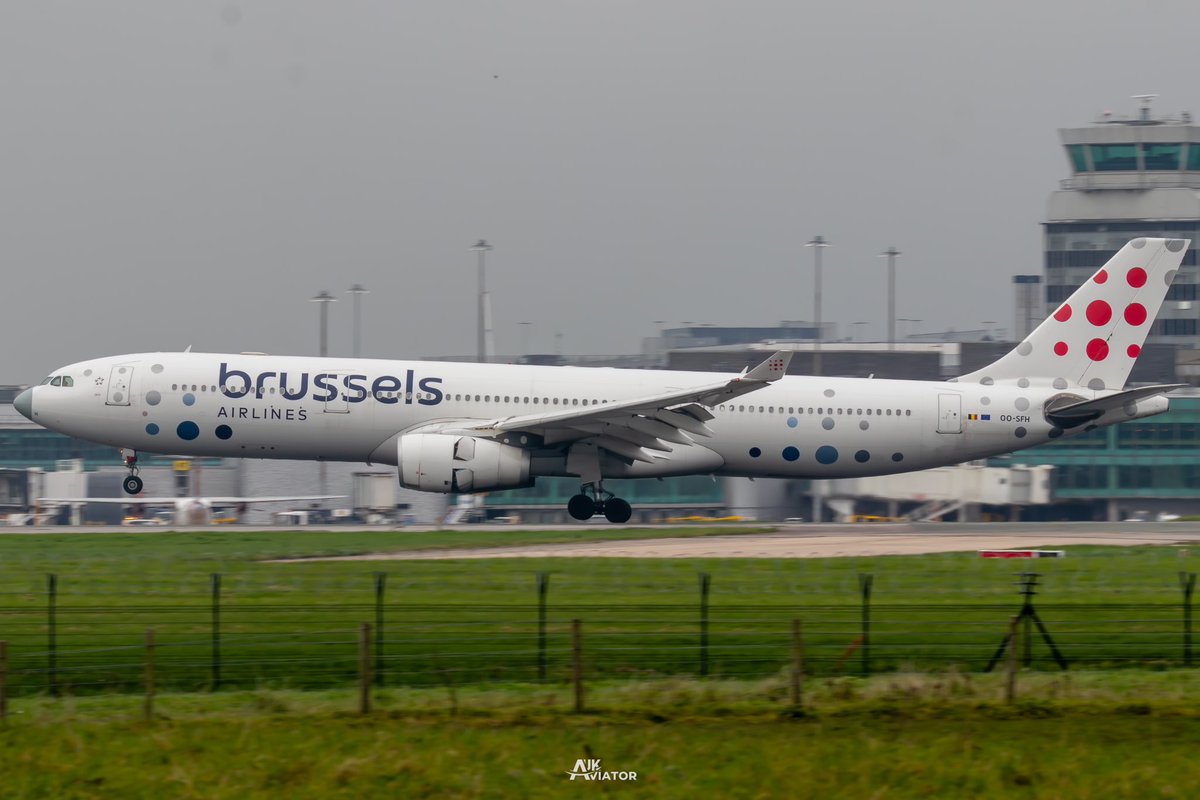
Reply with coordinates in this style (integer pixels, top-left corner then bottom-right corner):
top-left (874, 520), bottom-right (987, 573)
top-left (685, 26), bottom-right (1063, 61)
top-left (3, 673), bottom-right (1200, 799)
top-left (3, 529), bottom-right (1200, 798)
top-left (0, 529), bottom-right (1198, 696)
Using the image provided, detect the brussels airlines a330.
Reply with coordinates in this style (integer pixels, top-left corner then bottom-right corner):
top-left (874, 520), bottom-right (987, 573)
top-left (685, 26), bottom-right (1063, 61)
top-left (15, 238), bottom-right (1188, 523)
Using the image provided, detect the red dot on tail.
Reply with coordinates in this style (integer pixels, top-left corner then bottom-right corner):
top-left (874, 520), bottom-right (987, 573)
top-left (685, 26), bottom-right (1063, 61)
top-left (1127, 344), bottom-right (1141, 358)
top-left (1127, 267), bottom-right (1147, 288)
top-left (1054, 304), bottom-right (1072, 322)
top-left (1094, 269), bottom-right (1108, 284)
top-left (1054, 341), bottom-right (1068, 356)
top-left (1124, 303), bottom-right (1147, 325)
top-left (1086, 338), bottom-right (1109, 361)
top-left (1086, 300), bottom-right (1112, 326)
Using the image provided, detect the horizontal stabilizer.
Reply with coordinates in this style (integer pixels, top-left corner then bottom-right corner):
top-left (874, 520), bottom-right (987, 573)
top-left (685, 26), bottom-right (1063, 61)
top-left (1045, 384), bottom-right (1185, 427)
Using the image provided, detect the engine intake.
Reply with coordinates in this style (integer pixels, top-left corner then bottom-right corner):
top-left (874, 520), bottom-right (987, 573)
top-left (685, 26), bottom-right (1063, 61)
top-left (398, 433), bottom-right (532, 493)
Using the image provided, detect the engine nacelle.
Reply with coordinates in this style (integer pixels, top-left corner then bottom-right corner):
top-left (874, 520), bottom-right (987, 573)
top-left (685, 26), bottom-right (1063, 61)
top-left (397, 433), bottom-right (532, 493)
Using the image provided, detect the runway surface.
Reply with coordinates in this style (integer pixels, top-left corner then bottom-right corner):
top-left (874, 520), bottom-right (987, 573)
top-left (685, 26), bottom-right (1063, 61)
top-left (294, 522), bottom-right (1200, 562)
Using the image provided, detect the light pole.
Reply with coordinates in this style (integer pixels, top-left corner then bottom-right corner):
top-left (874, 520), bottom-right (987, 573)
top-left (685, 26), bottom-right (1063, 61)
top-left (310, 290), bottom-right (337, 357)
top-left (805, 236), bottom-right (831, 375)
top-left (518, 321), bottom-right (532, 356)
top-left (347, 284), bottom-right (370, 358)
top-left (470, 240), bottom-right (494, 362)
top-left (309, 289), bottom-right (337, 503)
top-left (880, 247), bottom-right (901, 351)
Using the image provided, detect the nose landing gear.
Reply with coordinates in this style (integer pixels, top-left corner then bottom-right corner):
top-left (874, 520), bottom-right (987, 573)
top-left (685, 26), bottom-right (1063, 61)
top-left (567, 482), bottom-right (633, 524)
top-left (121, 451), bottom-right (144, 495)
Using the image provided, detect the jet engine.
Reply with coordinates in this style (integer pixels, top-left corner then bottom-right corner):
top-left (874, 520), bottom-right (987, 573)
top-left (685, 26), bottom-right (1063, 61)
top-left (397, 433), bottom-right (532, 493)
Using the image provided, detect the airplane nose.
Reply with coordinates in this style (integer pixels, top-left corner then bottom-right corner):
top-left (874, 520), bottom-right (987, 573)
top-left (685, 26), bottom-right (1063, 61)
top-left (14, 388), bottom-right (33, 420)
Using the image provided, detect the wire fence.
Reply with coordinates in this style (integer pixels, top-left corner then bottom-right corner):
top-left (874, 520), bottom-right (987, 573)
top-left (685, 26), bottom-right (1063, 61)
top-left (0, 570), bottom-right (1196, 699)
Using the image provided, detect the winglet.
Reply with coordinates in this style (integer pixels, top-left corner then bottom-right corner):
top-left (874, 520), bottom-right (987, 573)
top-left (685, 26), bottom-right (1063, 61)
top-left (740, 351), bottom-right (791, 383)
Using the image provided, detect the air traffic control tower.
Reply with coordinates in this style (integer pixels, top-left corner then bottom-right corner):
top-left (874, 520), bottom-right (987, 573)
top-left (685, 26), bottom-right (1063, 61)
top-left (1046, 96), bottom-right (1200, 349)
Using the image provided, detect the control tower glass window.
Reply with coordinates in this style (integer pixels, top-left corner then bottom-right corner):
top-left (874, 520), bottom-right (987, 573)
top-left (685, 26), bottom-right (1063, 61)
top-left (1089, 144), bottom-right (1137, 171)
top-left (1140, 143), bottom-right (1181, 170)
top-left (1067, 144), bottom-right (1088, 172)
top-left (1188, 144), bottom-right (1200, 171)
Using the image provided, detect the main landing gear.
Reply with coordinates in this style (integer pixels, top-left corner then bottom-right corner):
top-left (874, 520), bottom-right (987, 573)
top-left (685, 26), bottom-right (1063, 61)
top-left (121, 450), bottom-right (144, 495)
top-left (568, 482), bottom-right (633, 524)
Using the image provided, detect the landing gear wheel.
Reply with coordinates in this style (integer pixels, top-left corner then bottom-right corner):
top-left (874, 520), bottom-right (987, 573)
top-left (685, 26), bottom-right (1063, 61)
top-left (604, 498), bottom-right (632, 524)
top-left (122, 475), bottom-right (144, 495)
top-left (568, 494), bottom-right (596, 521)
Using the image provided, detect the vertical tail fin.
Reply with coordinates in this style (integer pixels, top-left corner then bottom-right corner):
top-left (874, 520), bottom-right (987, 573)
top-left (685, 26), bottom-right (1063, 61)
top-left (959, 238), bottom-right (1189, 390)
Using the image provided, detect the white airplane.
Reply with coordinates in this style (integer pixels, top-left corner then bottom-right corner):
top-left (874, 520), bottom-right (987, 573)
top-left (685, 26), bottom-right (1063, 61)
top-left (37, 495), bottom-right (342, 526)
top-left (15, 238), bottom-right (1188, 523)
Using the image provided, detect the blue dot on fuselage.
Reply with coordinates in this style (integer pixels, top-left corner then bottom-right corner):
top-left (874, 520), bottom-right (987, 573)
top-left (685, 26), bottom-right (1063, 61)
top-left (782, 446), bottom-right (800, 462)
top-left (855, 449), bottom-right (870, 463)
top-left (145, 423), bottom-right (159, 435)
top-left (749, 447), bottom-right (762, 458)
top-left (215, 425), bottom-right (233, 440)
top-left (177, 421), bottom-right (200, 440)
top-left (787, 417), bottom-right (798, 428)
top-left (183, 393), bottom-right (196, 406)
top-left (816, 445), bottom-right (839, 464)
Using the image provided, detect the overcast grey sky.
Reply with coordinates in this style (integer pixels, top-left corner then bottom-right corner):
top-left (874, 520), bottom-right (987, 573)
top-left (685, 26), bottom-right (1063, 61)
top-left (4, 1), bottom-right (1200, 382)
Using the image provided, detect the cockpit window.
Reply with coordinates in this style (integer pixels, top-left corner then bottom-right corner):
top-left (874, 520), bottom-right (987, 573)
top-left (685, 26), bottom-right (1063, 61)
top-left (50, 377), bottom-right (62, 387)
top-left (40, 376), bottom-right (52, 385)
top-left (62, 376), bottom-right (74, 387)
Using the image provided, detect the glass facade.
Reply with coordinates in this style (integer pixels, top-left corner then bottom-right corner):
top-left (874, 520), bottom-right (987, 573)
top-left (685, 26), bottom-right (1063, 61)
top-left (1089, 143), bottom-right (1138, 171)
top-left (0, 427), bottom-right (217, 471)
top-left (1141, 143), bottom-right (1182, 170)
top-left (1067, 144), bottom-right (1088, 172)
top-left (1069, 143), bottom-right (1198, 172)
top-left (990, 396), bottom-right (1200, 499)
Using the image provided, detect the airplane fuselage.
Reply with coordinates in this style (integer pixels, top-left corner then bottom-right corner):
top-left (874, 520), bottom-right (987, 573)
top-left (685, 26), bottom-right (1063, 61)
top-left (24, 351), bottom-right (1166, 481)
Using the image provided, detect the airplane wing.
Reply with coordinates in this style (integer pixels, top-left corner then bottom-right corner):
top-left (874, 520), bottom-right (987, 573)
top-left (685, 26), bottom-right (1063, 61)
top-left (39, 495), bottom-right (343, 505)
top-left (427, 351), bottom-right (791, 464)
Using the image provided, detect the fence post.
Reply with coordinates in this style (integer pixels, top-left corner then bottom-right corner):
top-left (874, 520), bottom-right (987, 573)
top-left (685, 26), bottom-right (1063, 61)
top-left (47, 573), bottom-right (57, 697)
top-left (572, 619), bottom-right (584, 713)
top-left (859, 573), bottom-right (873, 677)
top-left (1181, 572), bottom-right (1196, 668)
top-left (1005, 615), bottom-right (1018, 704)
top-left (359, 623), bottom-right (371, 715)
top-left (0, 640), bottom-right (7, 721)
top-left (144, 628), bottom-right (155, 721)
top-left (374, 572), bottom-right (386, 687)
top-left (791, 619), bottom-right (805, 713)
top-left (537, 572), bottom-right (549, 682)
top-left (699, 573), bottom-right (711, 677)
top-left (210, 573), bottom-right (221, 691)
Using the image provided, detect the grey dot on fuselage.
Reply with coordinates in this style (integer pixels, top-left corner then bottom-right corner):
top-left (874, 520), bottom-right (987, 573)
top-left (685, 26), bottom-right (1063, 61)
top-left (980, 377), bottom-right (994, 386)
top-left (822, 418), bottom-right (835, 430)
top-left (1053, 378), bottom-right (1068, 390)
top-left (1088, 378), bottom-right (1106, 390)
top-left (1018, 378), bottom-right (1029, 388)
top-left (1015, 397), bottom-right (1029, 411)
top-left (1016, 342), bottom-right (1032, 356)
